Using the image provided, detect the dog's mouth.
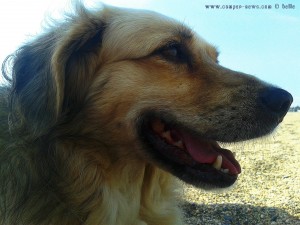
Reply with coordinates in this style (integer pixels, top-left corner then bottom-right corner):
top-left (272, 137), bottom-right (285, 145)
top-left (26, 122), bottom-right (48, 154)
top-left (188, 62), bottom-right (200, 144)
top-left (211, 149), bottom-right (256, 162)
top-left (139, 114), bottom-right (241, 189)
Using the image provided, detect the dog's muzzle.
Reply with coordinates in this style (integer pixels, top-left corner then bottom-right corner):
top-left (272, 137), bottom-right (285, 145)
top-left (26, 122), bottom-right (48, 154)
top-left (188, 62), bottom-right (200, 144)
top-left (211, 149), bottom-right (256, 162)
top-left (259, 87), bottom-right (293, 122)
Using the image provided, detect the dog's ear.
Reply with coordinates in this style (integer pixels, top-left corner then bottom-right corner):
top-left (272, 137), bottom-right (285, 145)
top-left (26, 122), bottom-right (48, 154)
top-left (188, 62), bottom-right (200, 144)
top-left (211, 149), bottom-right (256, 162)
top-left (52, 7), bottom-right (106, 116)
top-left (6, 6), bottom-right (105, 136)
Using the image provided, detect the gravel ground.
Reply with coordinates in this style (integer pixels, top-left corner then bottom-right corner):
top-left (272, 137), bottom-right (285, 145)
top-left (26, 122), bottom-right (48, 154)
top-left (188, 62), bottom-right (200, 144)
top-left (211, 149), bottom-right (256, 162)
top-left (181, 113), bottom-right (300, 225)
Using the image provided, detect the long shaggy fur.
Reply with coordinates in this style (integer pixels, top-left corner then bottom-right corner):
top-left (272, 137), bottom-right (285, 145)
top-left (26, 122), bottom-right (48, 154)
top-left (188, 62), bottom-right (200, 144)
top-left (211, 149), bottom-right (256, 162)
top-left (1, 4), bottom-right (183, 225)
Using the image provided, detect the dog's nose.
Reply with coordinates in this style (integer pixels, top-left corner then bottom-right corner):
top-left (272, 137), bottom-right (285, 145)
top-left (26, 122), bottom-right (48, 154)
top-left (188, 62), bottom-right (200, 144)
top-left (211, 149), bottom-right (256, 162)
top-left (260, 87), bottom-right (293, 120)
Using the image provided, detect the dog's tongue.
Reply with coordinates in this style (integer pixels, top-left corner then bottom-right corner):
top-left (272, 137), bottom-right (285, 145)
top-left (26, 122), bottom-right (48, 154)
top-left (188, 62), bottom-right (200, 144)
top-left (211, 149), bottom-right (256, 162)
top-left (180, 132), bottom-right (241, 175)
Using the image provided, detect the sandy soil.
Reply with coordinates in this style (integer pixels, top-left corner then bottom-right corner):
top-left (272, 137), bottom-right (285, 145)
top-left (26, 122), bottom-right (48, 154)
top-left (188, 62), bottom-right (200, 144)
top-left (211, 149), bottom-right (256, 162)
top-left (182, 112), bottom-right (300, 225)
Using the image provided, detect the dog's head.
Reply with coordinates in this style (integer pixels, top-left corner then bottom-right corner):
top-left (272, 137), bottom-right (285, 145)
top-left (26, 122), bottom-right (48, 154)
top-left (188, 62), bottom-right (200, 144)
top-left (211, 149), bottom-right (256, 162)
top-left (4, 4), bottom-right (293, 189)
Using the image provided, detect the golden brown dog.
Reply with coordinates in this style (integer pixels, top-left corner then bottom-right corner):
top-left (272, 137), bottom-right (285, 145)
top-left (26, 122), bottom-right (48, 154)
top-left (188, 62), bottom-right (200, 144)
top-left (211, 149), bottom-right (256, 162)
top-left (0, 3), bottom-right (293, 225)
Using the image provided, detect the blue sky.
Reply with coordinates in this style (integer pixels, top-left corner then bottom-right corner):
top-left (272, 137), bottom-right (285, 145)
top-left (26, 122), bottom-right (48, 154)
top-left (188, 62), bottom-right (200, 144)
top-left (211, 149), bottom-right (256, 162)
top-left (1, 0), bottom-right (299, 106)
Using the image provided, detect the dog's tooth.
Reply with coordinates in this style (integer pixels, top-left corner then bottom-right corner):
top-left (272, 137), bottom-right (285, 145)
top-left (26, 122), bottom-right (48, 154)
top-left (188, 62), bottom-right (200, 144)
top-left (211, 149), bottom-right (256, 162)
top-left (220, 168), bottom-right (229, 174)
top-left (212, 155), bottom-right (222, 170)
top-left (174, 140), bottom-right (184, 149)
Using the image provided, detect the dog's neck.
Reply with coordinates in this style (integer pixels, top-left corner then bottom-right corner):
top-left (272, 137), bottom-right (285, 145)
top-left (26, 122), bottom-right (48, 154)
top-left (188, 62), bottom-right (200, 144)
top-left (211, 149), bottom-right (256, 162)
top-left (5, 140), bottom-right (183, 225)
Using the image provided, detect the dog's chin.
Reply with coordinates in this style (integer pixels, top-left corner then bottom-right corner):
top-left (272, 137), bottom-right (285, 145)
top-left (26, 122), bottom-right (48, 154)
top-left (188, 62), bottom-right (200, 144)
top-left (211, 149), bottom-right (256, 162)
top-left (137, 112), bottom-right (243, 189)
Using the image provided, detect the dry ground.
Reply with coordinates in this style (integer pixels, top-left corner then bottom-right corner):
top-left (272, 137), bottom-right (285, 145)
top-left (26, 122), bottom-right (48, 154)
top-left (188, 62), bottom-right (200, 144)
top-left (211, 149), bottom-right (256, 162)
top-left (181, 112), bottom-right (300, 225)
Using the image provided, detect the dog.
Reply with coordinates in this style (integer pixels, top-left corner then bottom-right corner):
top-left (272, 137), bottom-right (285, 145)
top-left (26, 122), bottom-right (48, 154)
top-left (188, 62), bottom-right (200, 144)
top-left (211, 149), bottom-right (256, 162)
top-left (0, 3), bottom-right (293, 225)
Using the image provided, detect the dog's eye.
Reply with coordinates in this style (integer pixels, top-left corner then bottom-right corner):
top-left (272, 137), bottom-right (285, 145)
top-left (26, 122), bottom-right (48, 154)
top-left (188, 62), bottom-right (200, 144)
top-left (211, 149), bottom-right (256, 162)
top-left (162, 46), bottom-right (178, 58)
top-left (159, 43), bottom-right (188, 63)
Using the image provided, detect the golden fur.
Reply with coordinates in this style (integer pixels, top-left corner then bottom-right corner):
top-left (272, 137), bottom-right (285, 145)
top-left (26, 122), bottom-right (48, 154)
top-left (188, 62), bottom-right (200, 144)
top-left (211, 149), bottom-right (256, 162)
top-left (0, 3), bottom-right (292, 225)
